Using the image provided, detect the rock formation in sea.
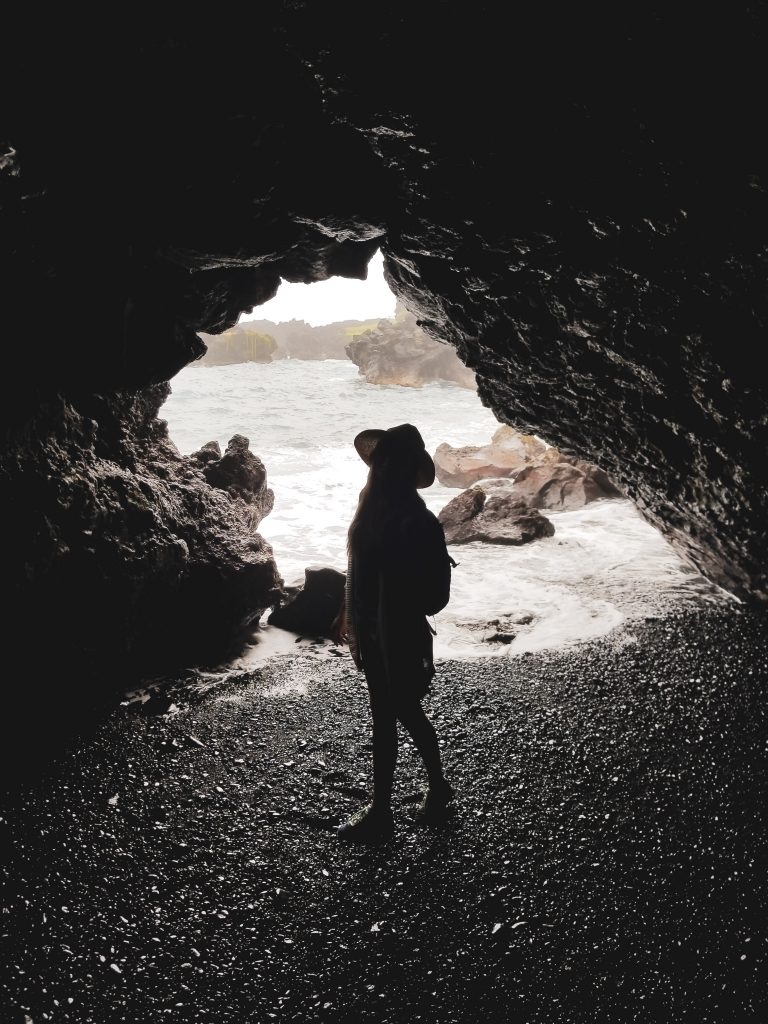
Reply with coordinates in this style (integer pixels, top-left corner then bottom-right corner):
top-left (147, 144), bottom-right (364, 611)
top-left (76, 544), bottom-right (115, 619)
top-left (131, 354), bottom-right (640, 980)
top-left (438, 485), bottom-right (556, 545)
top-left (3, 8), bottom-right (768, 716)
top-left (435, 427), bottom-right (623, 510)
top-left (434, 427), bottom-right (547, 487)
top-left (346, 305), bottom-right (476, 388)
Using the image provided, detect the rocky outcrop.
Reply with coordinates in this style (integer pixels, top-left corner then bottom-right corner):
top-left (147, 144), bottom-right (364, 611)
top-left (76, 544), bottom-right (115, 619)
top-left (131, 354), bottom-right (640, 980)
top-left (268, 566), bottom-right (346, 637)
top-left (1, 385), bottom-right (283, 690)
top-left (346, 307), bottom-right (476, 388)
top-left (434, 427), bottom-right (547, 488)
top-left (438, 485), bottom-right (556, 545)
top-left (191, 435), bottom-right (275, 527)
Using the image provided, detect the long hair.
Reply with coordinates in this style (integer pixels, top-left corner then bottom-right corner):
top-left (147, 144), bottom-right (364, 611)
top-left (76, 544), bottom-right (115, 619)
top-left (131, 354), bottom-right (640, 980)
top-left (348, 443), bottom-right (426, 557)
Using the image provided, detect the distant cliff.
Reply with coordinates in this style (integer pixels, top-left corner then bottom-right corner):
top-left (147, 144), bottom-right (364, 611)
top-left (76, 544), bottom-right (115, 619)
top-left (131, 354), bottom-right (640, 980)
top-left (198, 317), bottom-right (379, 365)
top-left (196, 326), bottom-right (278, 366)
top-left (198, 308), bottom-right (476, 390)
top-left (345, 306), bottom-right (476, 389)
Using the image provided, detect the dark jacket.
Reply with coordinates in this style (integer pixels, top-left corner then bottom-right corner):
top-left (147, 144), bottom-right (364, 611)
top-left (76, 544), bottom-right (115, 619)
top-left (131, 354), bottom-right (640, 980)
top-left (346, 504), bottom-right (445, 700)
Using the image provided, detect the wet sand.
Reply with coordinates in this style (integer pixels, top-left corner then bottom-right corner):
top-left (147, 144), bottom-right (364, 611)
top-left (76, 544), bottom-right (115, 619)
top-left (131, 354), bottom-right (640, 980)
top-left (1, 608), bottom-right (767, 1023)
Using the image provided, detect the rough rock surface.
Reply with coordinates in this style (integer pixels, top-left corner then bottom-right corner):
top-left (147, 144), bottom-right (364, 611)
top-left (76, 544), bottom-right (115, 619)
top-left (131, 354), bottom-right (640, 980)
top-left (1, 385), bottom-right (283, 702)
top-left (192, 434), bottom-right (275, 527)
top-left (346, 306), bottom-right (476, 388)
top-left (434, 426), bottom-right (547, 488)
top-left (2, 3), bottom-right (768, 693)
top-left (268, 566), bottom-right (346, 637)
top-left (439, 485), bottom-right (555, 545)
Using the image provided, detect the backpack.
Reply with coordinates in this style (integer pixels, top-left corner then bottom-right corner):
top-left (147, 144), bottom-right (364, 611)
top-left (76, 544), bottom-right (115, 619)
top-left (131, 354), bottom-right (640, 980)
top-left (415, 510), bottom-right (458, 616)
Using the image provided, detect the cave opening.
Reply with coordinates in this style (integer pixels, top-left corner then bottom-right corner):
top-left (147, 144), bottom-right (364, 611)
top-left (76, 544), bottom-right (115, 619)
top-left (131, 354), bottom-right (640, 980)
top-left (160, 253), bottom-right (730, 668)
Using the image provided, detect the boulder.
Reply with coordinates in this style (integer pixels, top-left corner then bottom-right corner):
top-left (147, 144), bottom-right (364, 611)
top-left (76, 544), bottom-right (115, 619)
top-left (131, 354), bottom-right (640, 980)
top-left (434, 426), bottom-right (547, 488)
top-left (509, 459), bottom-right (623, 511)
top-left (268, 566), bottom-right (346, 637)
top-left (438, 484), bottom-right (555, 545)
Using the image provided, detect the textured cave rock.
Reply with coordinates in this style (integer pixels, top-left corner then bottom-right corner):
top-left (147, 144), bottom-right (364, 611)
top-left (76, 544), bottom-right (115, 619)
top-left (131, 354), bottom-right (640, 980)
top-left (2, 0), bottom-right (768, 711)
top-left (192, 434), bottom-right (275, 528)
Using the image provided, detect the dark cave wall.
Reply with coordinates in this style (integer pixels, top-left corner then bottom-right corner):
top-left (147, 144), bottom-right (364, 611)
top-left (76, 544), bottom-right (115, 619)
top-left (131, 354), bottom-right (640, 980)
top-left (307, 7), bottom-right (768, 598)
top-left (2, 385), bottom-right (282, 680)
top-left (2, 3), bottom-right (768, 696)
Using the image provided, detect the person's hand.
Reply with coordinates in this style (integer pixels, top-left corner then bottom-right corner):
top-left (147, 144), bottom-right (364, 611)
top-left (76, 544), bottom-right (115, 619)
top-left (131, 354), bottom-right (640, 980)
top-left (330, 607), bottom-right (348, 646)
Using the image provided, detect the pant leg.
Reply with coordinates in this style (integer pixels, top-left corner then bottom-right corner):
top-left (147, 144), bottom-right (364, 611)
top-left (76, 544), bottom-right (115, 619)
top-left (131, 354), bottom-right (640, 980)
top-left (360, 631), bottom-right (398, 809)
top-left (396, 698), bottom-right (445, 790)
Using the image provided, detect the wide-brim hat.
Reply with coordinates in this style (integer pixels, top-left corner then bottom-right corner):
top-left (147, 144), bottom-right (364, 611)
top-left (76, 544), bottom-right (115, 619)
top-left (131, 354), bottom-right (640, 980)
top-left (353, 422), bottom-right (435, 489)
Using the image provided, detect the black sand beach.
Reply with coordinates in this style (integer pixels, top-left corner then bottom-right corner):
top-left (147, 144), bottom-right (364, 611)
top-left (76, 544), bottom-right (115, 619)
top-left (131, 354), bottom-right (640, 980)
top-left (1, 607), bottom-right (766, 1023)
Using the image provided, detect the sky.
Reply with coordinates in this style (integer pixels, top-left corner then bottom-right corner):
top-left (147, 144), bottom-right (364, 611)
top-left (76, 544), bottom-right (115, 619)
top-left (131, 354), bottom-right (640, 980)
top-left (239, 249), bottom-right (397, 326)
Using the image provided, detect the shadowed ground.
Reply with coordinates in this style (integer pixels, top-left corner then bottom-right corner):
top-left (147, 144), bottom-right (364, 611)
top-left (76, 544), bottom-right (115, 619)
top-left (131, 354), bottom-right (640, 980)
top-left (1, 609), bottom-right (766, 1023)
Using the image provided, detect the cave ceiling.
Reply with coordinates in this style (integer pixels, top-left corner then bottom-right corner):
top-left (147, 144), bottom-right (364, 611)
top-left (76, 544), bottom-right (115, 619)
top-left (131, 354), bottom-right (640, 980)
top-left (3, 6), bottom-right (768, 601)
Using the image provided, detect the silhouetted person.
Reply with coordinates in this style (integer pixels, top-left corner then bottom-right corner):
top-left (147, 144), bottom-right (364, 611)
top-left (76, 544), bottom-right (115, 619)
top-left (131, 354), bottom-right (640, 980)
top-left (332, 423), bottom-right (455, 843)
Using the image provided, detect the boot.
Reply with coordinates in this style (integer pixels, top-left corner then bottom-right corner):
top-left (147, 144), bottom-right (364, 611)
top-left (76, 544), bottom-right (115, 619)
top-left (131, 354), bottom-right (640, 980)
top-left (415, 779), bottom-right (456, 825)
top-left (337, 802), bottom-right (394, 844)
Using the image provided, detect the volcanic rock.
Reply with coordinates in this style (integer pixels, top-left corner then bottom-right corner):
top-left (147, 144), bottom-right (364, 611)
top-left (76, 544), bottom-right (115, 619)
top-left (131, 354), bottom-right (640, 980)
top-left (193, 434), bottom-right (275, 527)
top-left (438, 485), bottom-right (555, 545)
top-left (1, 385), bottom-right (283, 687)
top-left (268, 566), bottom-right (346, 637)
top-left (190, 440), bottom-right (222, 466)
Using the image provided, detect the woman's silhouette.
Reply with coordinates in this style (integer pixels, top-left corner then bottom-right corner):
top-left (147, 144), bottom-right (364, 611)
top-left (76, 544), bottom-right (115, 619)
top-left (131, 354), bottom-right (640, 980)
top-left (332, 423), bottom-right (454, 842)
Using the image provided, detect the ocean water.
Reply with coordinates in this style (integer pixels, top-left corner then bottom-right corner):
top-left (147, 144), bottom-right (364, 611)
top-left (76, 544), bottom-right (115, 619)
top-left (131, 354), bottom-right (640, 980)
top-left (161, 360), bottom-right (732, 660)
